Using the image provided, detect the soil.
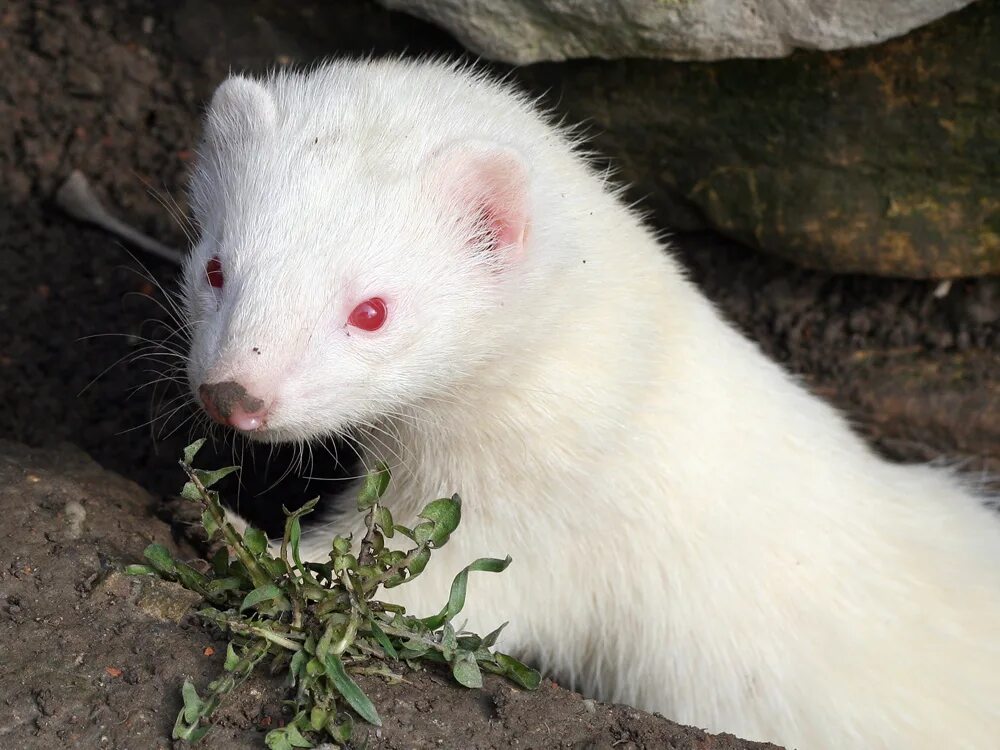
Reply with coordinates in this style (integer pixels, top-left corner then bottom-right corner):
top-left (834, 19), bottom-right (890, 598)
top-left (0, 441), bottom-right (781, 749)
top-left (0, 1), bottom-right (997, 748)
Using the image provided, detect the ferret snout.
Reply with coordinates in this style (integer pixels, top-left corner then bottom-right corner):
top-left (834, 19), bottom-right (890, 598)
top-left (198, 381), bottom-right (269, 432)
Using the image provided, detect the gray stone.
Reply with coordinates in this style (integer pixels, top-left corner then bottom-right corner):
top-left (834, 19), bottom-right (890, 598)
top-left (380, 0), bottom-right (974, 64)
top-left (514, 1), bottom-right (1000, 278)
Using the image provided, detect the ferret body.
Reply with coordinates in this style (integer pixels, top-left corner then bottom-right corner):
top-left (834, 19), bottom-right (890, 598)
top-left (181, 59), bottom-right (1000, 749)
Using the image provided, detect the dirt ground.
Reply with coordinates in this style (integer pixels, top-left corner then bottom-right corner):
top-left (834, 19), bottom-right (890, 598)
top-left (0, 441), bottom-right (781, 749)
top-left (0, 0), bottom-right (997, 748)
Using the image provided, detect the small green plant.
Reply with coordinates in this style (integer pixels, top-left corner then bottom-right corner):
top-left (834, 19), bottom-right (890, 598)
top-left (127, 439), bottom-right (539, 749)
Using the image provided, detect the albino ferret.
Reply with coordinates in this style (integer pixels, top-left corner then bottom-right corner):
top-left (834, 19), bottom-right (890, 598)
top-left (180, 58), bottom-right (1000, 749)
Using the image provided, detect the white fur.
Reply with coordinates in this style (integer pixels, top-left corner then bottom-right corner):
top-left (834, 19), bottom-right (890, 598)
top-left (182, 58), bottom-right (1000, 749)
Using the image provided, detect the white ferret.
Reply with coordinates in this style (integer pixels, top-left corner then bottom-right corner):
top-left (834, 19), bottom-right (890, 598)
top-left (180, 58), bottom-right (1000, 749)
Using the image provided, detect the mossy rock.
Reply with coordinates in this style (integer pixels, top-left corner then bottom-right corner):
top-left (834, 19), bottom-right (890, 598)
top-left (520, 1), bottom-right (998, 278)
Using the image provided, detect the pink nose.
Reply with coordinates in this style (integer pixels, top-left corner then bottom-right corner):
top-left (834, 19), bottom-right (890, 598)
top-left (199, 381), bottom-right (269, 431)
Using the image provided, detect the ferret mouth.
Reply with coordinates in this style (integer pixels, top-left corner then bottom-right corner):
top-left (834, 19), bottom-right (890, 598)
top-left (231, 422), bottom-right (328, 447)
top-left (196, 404), bottom-right (274, 441)
top-left (226, 422), bottom-right (285, 444)
top-left (192, 396), bottom-right (328, 446)
top-left (191, 380), bottom-right (343, 447)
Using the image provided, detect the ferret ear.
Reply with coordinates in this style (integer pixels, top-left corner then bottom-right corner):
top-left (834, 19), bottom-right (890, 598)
top-left (424, 140), bottom-right (530, 260)
top-left (204, 75), bottom-right (276, 144)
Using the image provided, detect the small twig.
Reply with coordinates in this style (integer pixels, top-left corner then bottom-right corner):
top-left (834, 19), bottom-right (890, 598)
top-left (55, 170), bottom-right (185, 265)
top-left (209, 614), bottom-right (305, 651)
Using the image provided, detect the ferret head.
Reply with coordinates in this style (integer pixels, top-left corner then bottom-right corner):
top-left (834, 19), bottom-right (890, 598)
top-left (181, 71), bottom-right (532, 444)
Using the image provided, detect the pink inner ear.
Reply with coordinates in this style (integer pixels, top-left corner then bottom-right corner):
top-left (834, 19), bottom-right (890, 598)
top-left (434, 142), bottom-right (530, 257)
top-left (481, 201), bottom-right (526, 252)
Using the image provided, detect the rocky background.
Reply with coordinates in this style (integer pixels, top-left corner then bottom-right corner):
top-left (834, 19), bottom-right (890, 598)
top-left (0, 0), bottom-right (997, 747)
top-left (391, 0), bottom-right (999, 278)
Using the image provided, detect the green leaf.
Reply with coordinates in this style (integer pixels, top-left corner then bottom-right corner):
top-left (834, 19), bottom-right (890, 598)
top-left (324, 653), bottom-right (382, 726)
top-left (289, 649), bottom-right (306, 677)
top-left (183, 439), bottom-right (207, 465)
top-left (316, 620), bottom-right (337, 662)
top-left (393, 523), bottom-right (415, 541)
top-left (306, 561), bottom-right (334, 584)
top-left (413, 522), bottom-right (435, 546)
top-left (240, 584), bottom-right (285, 612)
top-left (356, 463), bottom-right (391, 511)
top-left (261, 556), bottom-right (286, 577)
top-left (451, 652), bottom-right (483, 688)
top-left (288, 516), bottom-right (302, 559)
top-left (386, 550), bottom-right (406, 566)
top-left (420, 556), bottom-right (512, 630)
top-left (123, 564), bottom-right (156, 576)
top-left (226, 559), bottom-right (251, 584)
top-left (201, 508), bottom-right (219, 539)
top-left (193, 465), bottom-right (238, 489)
top-left (180, 678), bottom-right (204, 724)
top-left (173, 712), bottom-right (210, 743)
top-left (243, 527), bottom-right (268, 556)
top-left (332, 536), bottom-right (351, 555)
top-left (283, 724), bottom-right (313, 748)
top-left (374, 506), bottom-right (394, 538)
top-left (205, 576), bottom-right (244, 595)
top-left (284, 496), bottom-right (319, 517)
top-left (180, 481), bottom-right (201, 502)
top-left (285, 515), bottom-right (319, 586)
top-left (406, 548), bottom-right (432, 579)
top-left (456, 634), bottom-right (482, 651)
top-left (495, 652), bottom-right (541, 690)
top-left (333, 554), bottom-right (358, 573)
top-left (306, 657), bottom-right (324, 677)
top-left (418, 495), bottom-right (462, 546)
top-left (441, 623), bottom-right (457, 661)
top-left (224, 643), bottom-right (240, 671)
top-left (143, 543), bottom-right (177, 576)
top-left (328, 715), bottom-right (353, 743)
top-left (187, 725), bottom-right (211, 742)
top-left (264, 730), bottom-right (292, 750)
top-left (368, 620), bottom-right (398, 660)
top-left (211, 547), bottom-right (230, 576)
top-left (382, 572), bottom-right (406, 589)
top-left (174, 562), bottom-right (210, 593)
top-left (481, 622), bottom-right (508, 648)
top-left (309, 706), bottom-right (327, 731)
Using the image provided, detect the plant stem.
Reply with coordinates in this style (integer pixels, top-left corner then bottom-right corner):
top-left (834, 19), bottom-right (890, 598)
top-left (279, 529), bottom-right (305, 630)
top-left (378, 623), bottom-right (444, 652)
top-left (180, 460), bottom-right (273, 590)
top-left (357, 504), bottom-right (379, 568)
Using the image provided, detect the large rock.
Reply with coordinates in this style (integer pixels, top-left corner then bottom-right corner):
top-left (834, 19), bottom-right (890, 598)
top-left (516, 1), bottom-right (999, 278)
top-left (380, 0), bottom-right (974, 64)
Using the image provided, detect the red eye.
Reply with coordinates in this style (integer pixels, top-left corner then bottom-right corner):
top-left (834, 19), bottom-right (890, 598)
top-left (206, 256), bottom-right (224, 289)
top-left (348, 297), bottom-right (387, 332)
